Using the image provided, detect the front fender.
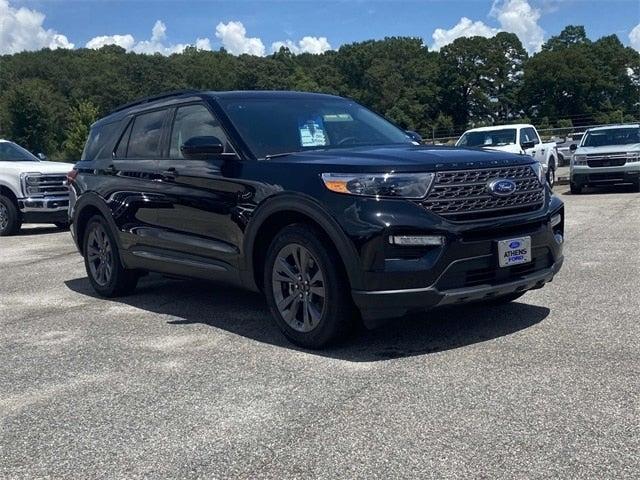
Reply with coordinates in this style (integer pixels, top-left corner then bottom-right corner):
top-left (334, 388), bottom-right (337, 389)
top-left (241, 193), bottom-right (363, 291)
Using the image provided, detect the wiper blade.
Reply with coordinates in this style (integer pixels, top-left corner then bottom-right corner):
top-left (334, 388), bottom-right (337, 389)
top-left (264, 152), bottom-right (296, 160)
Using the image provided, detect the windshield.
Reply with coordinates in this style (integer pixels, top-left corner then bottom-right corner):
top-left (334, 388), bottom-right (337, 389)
top-left (217, 97), bottom-right (413, 158)
top-left (0, 142), bottom-right (39, 162)
top-left (457, 129), bottom-right (517, 147)
top-left (581, 127), bottom-right (640, 147)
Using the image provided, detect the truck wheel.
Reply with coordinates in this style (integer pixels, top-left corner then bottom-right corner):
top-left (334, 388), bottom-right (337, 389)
top-left (570, 182), bottom-right (583, 194)
top-left (83, 215), bottom-right (139, 297)
top-left (264, 224), bottom-right (354, 349)
top-left (0, 194), bottom-right (22, 236)
top-left (547, 166), bottom-right (556, 190)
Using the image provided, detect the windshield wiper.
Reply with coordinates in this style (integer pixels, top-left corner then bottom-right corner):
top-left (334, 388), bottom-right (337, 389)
top-left (264, 152), bottom-right (297, 160)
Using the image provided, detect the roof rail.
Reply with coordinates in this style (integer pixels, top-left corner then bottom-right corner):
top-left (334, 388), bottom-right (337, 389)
top-left (110, 89), bottom-right (201, 114)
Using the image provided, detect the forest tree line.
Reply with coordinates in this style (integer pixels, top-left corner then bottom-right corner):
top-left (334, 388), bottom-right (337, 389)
top-left (0, 25), bottom-right (639, 161)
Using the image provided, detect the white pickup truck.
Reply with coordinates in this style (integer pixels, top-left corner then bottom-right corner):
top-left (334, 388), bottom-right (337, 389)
top-left (456, 124), bottom-right (558, 187)
top-left (0, 139), bottom-right (74, 236)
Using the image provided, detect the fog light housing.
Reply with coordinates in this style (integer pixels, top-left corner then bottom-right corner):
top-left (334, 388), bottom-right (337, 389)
top-left (554, 233), bottom-right (564, 245)
top-left (389, 235), bottom-right (445, 246)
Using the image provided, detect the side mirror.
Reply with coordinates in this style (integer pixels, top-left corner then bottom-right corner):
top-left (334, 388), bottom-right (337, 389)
top-left (521, 140), bottom-right (535, 150)
top-left (37, 153), bottom-right (48, 161)
top-left (569, 144), bottom-right (578, 152)
top-left (405, 130), bottom-right (423, 143)
top-left (180, 136), bottom-right (224, 159)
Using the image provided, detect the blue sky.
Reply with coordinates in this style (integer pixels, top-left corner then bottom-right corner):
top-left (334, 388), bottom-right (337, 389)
top-left (3, 0), bottom-right (640, 55)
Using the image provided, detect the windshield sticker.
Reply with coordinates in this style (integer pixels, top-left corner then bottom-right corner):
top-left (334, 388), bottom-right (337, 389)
top-left (299, 117), bottom-right (328, 147)
top-left (323, 113), bottom-right (353, 123)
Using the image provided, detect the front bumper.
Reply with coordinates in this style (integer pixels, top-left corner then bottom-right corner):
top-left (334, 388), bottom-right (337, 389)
top-left (18, 196), bottom-right (69, 223)
top-left (345, 195), bottom-right (564, 325)
top-left (571, 164), bottom-right (640, 186)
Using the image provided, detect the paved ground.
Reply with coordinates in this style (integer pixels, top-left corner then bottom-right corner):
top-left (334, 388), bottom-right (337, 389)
top-left (1, 185), bottom-right (638, 479)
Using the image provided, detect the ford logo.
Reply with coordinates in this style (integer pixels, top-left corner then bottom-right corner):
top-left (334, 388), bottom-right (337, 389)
top-left (488, 179), bottom-right (517, 196)
top-left (509, 241), bottom-right (521, 249)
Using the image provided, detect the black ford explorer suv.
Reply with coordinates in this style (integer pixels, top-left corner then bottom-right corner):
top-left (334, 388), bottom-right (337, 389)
top-left (69, 90), bottom-right (564, 348)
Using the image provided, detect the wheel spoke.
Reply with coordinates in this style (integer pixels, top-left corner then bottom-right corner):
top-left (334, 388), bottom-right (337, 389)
top-left (307, 302), bottom-right (322, 324)
top-left (87, 245), bottom-right (100, 261)
top-left (277, 292), bottom-right (297, 311)
top-left (303, 298), bottom-right (310, 326)
top-left (283, 296), bottom-right (301, 322)
top-left (310, 286), bottom-right (325, 298)
top-left (309, 269), bottom-right (323, 286)
top-left (276, 257), bottom-right (297, 282)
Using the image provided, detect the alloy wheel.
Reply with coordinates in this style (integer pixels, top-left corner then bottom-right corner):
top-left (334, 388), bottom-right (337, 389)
top-left (86, 224), bottom-right (114, 286)
top-left (271, 243), bottom-right (326, 333)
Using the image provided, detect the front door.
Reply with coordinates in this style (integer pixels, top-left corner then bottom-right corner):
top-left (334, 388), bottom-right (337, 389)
top-left (154, 103), bottom-right (249, 277)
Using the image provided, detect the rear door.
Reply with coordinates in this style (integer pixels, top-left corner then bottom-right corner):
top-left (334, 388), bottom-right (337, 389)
top-left (153, 102), bottom-right (248, 277)
top-left (108, 108), bottom-right (171, 252)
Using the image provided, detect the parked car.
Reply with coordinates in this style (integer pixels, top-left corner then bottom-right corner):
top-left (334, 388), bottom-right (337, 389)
top-left (569, 124), bottom-right (640, 194)
top-left (456, 124), bottom-right (558, 188)
top-left (0, 139), bottom-right (74, 236)
top-left (69, 90), bottom-right (564, 348)
top-left (555, 133), bottom-right (583, 166)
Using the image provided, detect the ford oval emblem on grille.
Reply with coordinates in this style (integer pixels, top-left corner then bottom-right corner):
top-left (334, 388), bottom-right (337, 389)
top-left (509, 241), bottom-right (521, 249)
top-left (488, 179), bottom-right (517, 196)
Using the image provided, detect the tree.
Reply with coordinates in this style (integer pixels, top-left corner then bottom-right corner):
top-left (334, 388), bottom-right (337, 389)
top-left (62, 101), bottom-right (99, 160)
top-left (542, 26), bottom-right (590, 51)
top-left (1, 79), bottom-right (67, 154)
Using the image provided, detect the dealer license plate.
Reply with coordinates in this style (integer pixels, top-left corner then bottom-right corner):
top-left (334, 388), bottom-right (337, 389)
top-left (498, 237), bottom-right (532, 268)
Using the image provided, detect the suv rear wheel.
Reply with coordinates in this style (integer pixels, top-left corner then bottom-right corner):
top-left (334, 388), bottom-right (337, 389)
top-left (570, 182), bottom-right (583, 194)
top-left (83, 215), bottom-right (139, 297)
top-left (0, 194), bottom-right (21, 236)
top-left (264, 224), bottom-right (354, 349)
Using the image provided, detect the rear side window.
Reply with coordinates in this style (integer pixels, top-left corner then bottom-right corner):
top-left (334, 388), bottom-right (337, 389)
top-left (81, 122), bottom-right (119, 161)
top-left (114, 119), bottom-right (133, 158)
top-left (126, 110), bottom-right (167, 158)
top-left (522, 127), bottom-right (540, 145)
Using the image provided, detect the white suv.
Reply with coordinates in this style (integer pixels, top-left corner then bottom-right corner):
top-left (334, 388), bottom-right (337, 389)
top-left (0, 140), bottom-right (74, 236)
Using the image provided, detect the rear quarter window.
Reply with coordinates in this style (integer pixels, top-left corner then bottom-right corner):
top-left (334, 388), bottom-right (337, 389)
top-left (81, 121), bottom-right (121, 161)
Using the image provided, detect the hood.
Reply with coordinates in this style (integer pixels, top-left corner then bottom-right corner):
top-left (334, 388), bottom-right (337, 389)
top-left (575, 144), bottom-right (640, 155)
top-left (0, 160), bottom-right (74, 175)
top-left (272, 144), bottom-right (533, 172)
top-left (481, 144), bottom-right (523, 154)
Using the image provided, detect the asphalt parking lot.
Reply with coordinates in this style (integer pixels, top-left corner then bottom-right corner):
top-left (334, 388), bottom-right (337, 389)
top-left (1, 184), bottom-right (638, 479)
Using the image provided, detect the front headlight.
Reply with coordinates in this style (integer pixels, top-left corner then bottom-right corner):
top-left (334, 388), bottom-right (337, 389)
top-left (321, 172), bottom-right (434, 199)
top-left (572, 155), bottom-right (588, 166)
top-left (530, 162), bottom-right (545, 184)
top-left (627, 152), bottom-right (640, 163)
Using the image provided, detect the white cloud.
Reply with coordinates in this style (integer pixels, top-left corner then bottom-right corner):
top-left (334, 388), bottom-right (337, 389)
top-left (431, 17), bottom-right (500, 51)
top-left (86, 20), bottom-right (210, 55)
top-left (0, 0), bottom-right (74, 54)
top-left (430, 0), bottom-right (545, 53)
top-left (215, 21), bottom-right (265, 56)
top-left (630, 24), bottom-right (640, 51)
top-left (85, 34), bottom-right (135, 50)
top-left (271, 36), bottom-right (332, 54)
top-left (491, 0), bottom-right (545, 53)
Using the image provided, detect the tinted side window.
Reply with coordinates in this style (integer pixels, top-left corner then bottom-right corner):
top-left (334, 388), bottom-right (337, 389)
top-left (126, 110), bottom-right (167, 158)
top-left (169, 104), bottom-right (229, 159)
top-left (114, 119), bottom-right (133, 158)
top-left (81, 122), bottom-right (119, 161)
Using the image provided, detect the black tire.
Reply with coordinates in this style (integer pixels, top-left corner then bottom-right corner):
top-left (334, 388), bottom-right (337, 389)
top-left (570, 182), bottom-right (583, 194)
top-left (83, 215), bottom-right (139, 297)
top-left (634, 180), bottom-right (640, 193)
top-left (0, 194), bottom-right (21, 236)
top-left (264, 224), bottom-right (354, 349)
top-left (482, 291), bottom-right (527, 305)
top-left (546, 158), bottom-right (556, 190)
top-left (54, 221), bottom-right (69, 230)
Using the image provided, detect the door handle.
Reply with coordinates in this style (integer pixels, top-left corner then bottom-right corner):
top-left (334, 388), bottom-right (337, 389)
top-left (161, 167), bottom-right (178, 180)
top-left (105, 164), bottom-right (117, 175)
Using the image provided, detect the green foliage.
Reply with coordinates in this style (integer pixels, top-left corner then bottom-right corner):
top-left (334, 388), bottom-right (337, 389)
top-left (0, 26), bottom-right (638, 156)
top-left (62, 100), bottom-right (99, 160)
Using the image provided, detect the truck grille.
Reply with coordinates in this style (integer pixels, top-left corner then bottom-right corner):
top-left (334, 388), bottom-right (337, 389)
top-left (23, 174), bottom-right (68, 197)
top-left (421, 165), bottom-right (544, 221)
top-left (586, 153), bottom-right (627, 168)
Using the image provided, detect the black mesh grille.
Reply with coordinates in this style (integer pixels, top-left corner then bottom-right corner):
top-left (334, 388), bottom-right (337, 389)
top-left (421, 165), bottom-right (544, 221)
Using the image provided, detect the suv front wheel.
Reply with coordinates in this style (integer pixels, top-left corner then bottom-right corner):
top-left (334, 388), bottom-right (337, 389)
top-left (264, 224), bottom-right (354, 349)
top-left (83, 215), bottom-right (139, 297)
